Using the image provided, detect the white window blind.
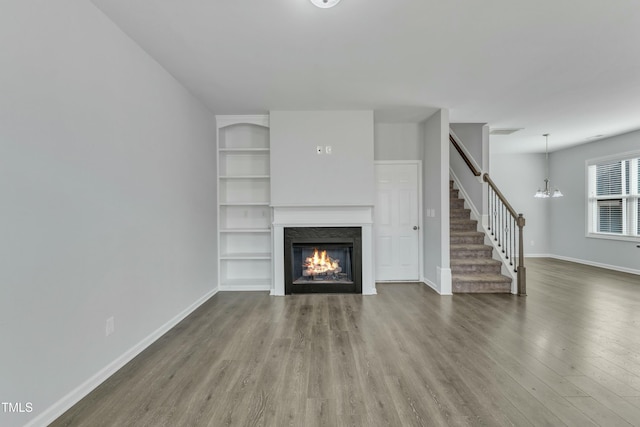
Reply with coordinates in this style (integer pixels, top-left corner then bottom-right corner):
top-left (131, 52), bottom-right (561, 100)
top-left (637, 198), bottom-right (640, 234)
top-left (595, 161), bottom-right (623, 196)
top-left (597, 199), bottom-right (623, 233)
top-left (588, 154), bottom-right (639, 239)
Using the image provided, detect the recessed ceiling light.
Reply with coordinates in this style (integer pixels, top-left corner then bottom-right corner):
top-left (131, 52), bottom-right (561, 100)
top-left (489, 128), bottom-right (523, 135)
top-left (310, 0), bottom-right (341, 8)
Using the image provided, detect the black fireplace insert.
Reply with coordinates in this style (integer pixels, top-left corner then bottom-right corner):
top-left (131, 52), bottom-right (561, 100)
top-left (284, 227), bottom-right (362, 294)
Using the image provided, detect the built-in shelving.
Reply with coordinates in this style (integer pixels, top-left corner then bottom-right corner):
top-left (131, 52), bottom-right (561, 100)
top-left (216, 115), bottom-right (272, 292)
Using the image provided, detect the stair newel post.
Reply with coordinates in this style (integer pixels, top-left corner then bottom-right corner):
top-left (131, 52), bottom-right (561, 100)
top-left (517, 213), bottom-right (526, 296)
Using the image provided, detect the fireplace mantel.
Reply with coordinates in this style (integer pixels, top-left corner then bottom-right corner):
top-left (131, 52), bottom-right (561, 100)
top-left (272, 205), bottom-right (376, 296)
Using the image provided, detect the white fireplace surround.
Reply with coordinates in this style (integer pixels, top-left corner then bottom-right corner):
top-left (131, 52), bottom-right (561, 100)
top-left (272, 205), bottom-right (376, 295)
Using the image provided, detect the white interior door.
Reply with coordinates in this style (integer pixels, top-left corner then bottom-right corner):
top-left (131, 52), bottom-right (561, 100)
top-left (375, 162), bottom-right (420, 281)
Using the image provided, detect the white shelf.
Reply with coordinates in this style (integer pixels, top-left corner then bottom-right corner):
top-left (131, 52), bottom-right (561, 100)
top-left (221, 233), bottom-right (270, 256)
top-left (220, 202), bottom-right (270, 206)
top-left (219, 152), bottom-right (269, 176)
top-left (220, 228), bottom-right (271, 233)
top-left (220, 253), bottom-right (272, 260)
top-left (219, 279), bottom-right (271, 291)
top-left (219, 148), bottom-right (270, 153)
top-left (219, 175), bottom-right (270, 179)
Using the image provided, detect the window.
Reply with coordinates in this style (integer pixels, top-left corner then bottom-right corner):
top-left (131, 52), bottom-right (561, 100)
top-left (588, 154), bottom-right (639, 239)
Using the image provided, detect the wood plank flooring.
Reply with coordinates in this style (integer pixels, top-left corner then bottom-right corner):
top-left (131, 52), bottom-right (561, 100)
top-left (52, 258), bottom-right (640, 426)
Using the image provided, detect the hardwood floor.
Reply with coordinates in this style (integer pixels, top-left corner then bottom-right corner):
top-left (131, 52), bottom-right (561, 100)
top-left (52, 258), bottom-right (640, 426)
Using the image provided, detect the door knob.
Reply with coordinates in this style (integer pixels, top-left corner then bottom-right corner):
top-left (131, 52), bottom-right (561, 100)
top-left (413, 226), bottom-right (419, 230)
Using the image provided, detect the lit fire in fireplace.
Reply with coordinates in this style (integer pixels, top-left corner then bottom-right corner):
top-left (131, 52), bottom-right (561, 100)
top-left (303, 248), bottom-right (342, 277)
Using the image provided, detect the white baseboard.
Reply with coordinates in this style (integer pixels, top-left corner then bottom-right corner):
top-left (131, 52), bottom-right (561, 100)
top-left (26, 287), bottom-right (219, 427)
top-left (437, 267), bottom-right (452, 295)
top-left (420, 276), bottom-right (453, 295)
top-left (219, 284), bottom-right (271, 292)
top-left (421, 276), bottom-right (438, 292)
top-left (525, 253), bottom-right (553, 258)
top-left (548, 255), bottom-right (640, 276)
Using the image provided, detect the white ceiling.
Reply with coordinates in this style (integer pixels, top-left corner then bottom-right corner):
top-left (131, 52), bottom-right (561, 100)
top-left (90, 0), bottom-right (640, 154)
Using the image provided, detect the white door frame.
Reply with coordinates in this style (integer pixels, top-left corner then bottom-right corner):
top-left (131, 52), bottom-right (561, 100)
top-left (374, 160), bottom-right (423, 282)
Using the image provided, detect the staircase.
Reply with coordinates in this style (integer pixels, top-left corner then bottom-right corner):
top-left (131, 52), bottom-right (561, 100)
top-left (450, 181), bottom-right (512, 293)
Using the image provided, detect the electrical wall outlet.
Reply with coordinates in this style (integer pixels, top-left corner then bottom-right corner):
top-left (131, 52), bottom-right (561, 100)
top-left (105, 316), bottom-right (114, 337)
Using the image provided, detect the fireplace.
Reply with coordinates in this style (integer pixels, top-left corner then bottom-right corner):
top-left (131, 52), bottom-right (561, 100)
top-left (284, 227), bottom-right (362, 294)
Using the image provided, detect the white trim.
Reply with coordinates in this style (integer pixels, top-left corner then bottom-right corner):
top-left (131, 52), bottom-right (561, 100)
top-left (438, 267), bottom-right (453, 295)
top-left (421, 276), bottom-right (438, 293)
top-left (26, 288), bottom-right (219, 427)
top-left (219, 285), bottom-right (271, 291)
top-left (272, 206), bottom-right (376, 296)
top-left (376, 280), bottom-right (421, 283)
top-left (481, 125), bottom-right (490, 218)
top-left (586, 232), bottom-right (640, 243)
top-left (585, 149), bottom-right (640, 166)
top-left (215, 114), bottom-right (269, 128)
top-left (548, 254), bottom-right (640, 276)
top-left (271, 204), bottom-right (374, 208)
top-left (273, 206), bottom-right (374, 226)
top-left (417, 161), bottom-right (424, 281)
top-left (420, 275), bottom-right (452, 295)
top-left (585, 152), bottom-right (640, 239)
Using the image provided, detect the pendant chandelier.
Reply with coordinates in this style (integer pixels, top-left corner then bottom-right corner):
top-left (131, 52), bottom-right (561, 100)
top-left (534, 134), bottom-right (563, 198)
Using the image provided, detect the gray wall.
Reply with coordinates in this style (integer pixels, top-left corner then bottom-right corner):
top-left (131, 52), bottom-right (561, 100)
top-left (449, 123), bottom-right (486, 213)
top-left (549, 130), bottom-right (640, 272)
top-left (422, 110), bottom-right (451, 293)
top-left (450, 123), bottom-right (484, 165)
top-left (492, 130), bottom-right (640, 271)
top-left (490, 153), bottom-right (551, 255)
top-left (374, 123), bottom-right (423, 160)
top-left (270, 111), bottom-right (375, 206)
top-left (0, 1), bottom-right (218, 426)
